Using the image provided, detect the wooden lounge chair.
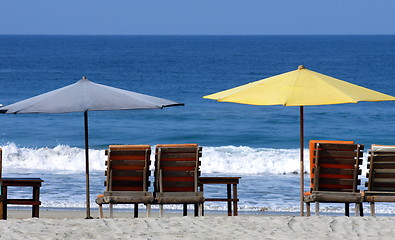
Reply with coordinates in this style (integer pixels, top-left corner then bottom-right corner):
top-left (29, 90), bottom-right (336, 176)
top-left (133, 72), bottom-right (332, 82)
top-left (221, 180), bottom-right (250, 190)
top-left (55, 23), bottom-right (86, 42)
top-left (96, 145), bottom-right (154, 218)
top-left (304, 142), bottom-right (364, 216)
top-left (154, 144), bottom-right (204, 217)
top-left (364, 144), bottom-right (395, 216)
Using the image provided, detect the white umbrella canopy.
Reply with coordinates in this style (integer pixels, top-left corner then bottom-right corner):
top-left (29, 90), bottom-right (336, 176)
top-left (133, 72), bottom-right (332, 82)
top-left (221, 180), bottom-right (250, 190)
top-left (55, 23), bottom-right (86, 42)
top-left (0, 76), bottom-right (183, 218)
top-left (1, 77), bottom-right (182, 113)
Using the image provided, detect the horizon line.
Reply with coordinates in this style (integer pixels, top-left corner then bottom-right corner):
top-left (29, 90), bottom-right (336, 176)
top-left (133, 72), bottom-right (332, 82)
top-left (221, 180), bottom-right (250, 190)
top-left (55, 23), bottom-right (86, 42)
top-left (1, 33), bottom-right (395, 37)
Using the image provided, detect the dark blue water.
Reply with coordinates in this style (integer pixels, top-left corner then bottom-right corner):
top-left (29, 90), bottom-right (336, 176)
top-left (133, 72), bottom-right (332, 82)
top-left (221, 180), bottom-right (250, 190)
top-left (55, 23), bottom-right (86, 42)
top-left (1, 35), bottom-right (395, 213)
top-left (1, 35), bottom-right (395, 149)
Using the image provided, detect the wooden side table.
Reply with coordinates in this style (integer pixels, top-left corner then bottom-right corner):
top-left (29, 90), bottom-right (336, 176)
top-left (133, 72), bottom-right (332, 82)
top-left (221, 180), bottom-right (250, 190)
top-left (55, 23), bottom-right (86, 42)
top-left (0, 178), bottom-right (44, 220)
top-left (198, 177), bottom-right (241, 216)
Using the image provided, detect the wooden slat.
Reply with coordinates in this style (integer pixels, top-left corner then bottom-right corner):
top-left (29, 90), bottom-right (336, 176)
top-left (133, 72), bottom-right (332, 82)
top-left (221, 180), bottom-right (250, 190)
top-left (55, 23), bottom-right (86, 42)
top-left (112, 181), bottom-right (145, 187)
top-left (372, 173), bottom-right (395, 179)
top-left (111, 171), bottom-right (146, 177)
top-left (110, 155), bottom-right (147, 160)
top-left (160, 161), bottom-right (197, 167)
top-left (110, 160), bottom-right (146, 166)
top-left (371, 155), bottom-right (395, 162)
top-left (371, 163), bottom-right (395, 169)
top-left (159, 152), bottom-right (197, 159)
top-left (162, 177), bottom-right (194, 182)
top-left (157, 147), bottom-right (200, 153)
top-left (318, 188), bottom-right (353, 192)
top-left (368, 187), bottom-right (395, 191)
top-left (111, 166), bottom-right (146, 171)
top-left (372, 152), bottom-right (395, 155)
top-left (110, 150), bottom-right (150, 155)
top-left (111, 186), bottom-right (144, 191)
top-left (161, 171), bottom-right (195, 177)
top-left (370, 182), bottom-right (395, 188)
top-left (372, 178), bottom-right (395, 183)
top-left (319, 174), bottom-right (353, 179)
top-left (318, 149), bottom-right (359, 158)
top-left (319, 178), bottom-right (354, 186)
top-left (160, 166), bottom-right (196, 171)
top-left (319, 168), bottom-right (356, 175)
top-left (318, 143), bottom-right (363, 151)
top-left (112, 176), bottom-right (144, 181)
top-left (162, 182), bottom-right (194, 188)
top-left (372, 169), bottom-right (395, 173)
top-left (161, 187), bottom-right (195, 192)
top-left (318, 158), bottom-right (361, 165)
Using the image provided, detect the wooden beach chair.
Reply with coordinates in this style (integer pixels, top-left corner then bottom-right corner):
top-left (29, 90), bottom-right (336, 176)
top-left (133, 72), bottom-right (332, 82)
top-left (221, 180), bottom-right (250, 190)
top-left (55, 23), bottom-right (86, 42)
top-left (154, 144), bottom-right (204, 217)
top-left (96, 145), bottom-right (154, 218)
top-left (364, 144), bottom-right (395, 216)
top-left (304, 142), bottom-right (364, 216)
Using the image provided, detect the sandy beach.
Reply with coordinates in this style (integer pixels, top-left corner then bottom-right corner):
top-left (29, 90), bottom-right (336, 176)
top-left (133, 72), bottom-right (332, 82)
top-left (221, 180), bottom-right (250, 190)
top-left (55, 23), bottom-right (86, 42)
top-left (0, 210), bottom-right (394, 240)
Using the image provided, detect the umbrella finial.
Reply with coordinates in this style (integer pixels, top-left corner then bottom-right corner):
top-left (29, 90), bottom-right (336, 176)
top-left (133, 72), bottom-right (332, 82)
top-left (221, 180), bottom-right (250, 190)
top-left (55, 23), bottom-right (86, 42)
top-left (82, 76), bottom-right (87, 79)
top-left (298, 65), bottom-right (305, 70)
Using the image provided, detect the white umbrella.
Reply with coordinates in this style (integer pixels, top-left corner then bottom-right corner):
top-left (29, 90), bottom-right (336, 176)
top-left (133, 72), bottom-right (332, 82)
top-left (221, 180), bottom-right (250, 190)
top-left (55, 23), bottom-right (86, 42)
top-left (0, 76), bottom-right (183, 218)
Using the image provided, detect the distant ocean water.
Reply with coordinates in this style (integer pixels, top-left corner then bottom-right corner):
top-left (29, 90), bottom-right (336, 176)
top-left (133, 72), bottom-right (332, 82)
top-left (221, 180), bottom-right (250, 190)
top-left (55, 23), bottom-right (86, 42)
top-left (1, 35), bottom-right (395, 214)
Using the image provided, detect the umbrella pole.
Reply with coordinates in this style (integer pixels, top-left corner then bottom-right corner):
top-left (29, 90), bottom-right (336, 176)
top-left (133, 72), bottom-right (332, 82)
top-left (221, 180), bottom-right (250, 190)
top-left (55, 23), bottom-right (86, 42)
top-left (300, 106), bottom-right (304, 216)
top-left (84, 111), bottom-right (92, 219)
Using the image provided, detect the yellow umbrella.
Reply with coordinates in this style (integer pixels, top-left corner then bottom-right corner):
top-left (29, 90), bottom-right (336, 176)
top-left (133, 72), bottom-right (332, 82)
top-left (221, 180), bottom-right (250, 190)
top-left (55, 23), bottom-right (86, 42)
top-left (203, 65), bottom-right (395, 215)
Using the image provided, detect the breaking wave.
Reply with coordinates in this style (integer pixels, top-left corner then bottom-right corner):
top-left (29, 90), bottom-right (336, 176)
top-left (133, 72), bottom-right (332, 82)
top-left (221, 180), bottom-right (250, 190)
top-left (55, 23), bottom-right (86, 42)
top-left (0, 143), bottom-right (309, 174)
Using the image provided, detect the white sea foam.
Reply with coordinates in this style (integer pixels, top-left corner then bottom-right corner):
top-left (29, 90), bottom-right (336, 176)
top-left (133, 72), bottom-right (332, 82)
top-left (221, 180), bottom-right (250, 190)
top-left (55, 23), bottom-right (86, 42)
top-left (1, 143), bottom-right (106, 173)
top-left (0, 143), bottom-right (310, 174)
top-left (201, 146), bottom-right (310, 174)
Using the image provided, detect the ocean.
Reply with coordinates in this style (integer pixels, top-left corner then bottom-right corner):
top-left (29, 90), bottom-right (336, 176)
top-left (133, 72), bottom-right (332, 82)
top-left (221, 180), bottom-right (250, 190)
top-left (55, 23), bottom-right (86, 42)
top-left (1, 35), bottom-right (395, 215)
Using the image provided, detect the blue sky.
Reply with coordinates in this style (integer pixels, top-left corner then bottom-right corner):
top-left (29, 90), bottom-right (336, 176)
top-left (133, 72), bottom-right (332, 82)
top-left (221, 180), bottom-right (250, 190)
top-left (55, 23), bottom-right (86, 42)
top-left (1, 0), bottom-right (395, 35)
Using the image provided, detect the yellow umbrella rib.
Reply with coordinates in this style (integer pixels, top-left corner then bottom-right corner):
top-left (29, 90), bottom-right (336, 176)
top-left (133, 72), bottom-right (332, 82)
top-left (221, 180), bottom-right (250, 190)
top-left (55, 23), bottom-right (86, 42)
top-left (284, 70), bottom-right (357, 106)
top-left (309, 70), bottom-right (395, 104)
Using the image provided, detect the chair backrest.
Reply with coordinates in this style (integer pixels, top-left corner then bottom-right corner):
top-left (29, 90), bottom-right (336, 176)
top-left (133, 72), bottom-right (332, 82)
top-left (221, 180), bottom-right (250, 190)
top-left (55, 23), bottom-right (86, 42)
top-left (105, 145), bottom-right (151, 192)
top-left (311, 143), bottom-right (363, 192)
top-left (309, 140), bottom-right (355, 190)
top-left (155, 144), bottom-right (202, 193)
top-left (367, 144), bottom-right (395, 192)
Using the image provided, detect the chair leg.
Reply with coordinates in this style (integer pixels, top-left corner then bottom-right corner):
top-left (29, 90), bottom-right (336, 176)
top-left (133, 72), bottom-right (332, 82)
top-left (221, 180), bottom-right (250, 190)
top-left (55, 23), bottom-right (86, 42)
top-left (159, 204), bottom-right (164, 217)
top-left (109, 203), bottom-right (114, 218)
top-left (146, 204), bottom-right (151, 217)
top-left (194, 203), bottom-right (198, 217)
top-left (370, 202), bottom-right (376, 217)
top-left (315, 201), bottom-right (319, 216)
top-left (360, 202), bottom-right (364, 217)
top-left (355, 203), bottom-right (360, 217)
top-left (99, 204), bottom-right (104, 218)
top-left (198, 203), bottom-right (203, 216)
top-left (183, 204), bottom-right (187, 216)
top-left (345, 203), bottom-right (350, 217)
top-left (306, 202), bottom-right (311, 217)
top-left (134, 203), bottom-right (138, 218)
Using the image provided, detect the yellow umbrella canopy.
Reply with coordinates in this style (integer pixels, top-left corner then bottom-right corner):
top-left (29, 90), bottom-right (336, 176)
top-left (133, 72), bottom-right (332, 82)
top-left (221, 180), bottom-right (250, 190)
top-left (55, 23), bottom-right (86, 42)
top-left (204, 65), bottom-right (395, 216)
top-left (204, 65), bottom-right (395, 105)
